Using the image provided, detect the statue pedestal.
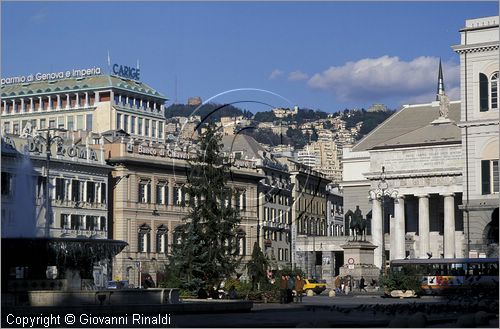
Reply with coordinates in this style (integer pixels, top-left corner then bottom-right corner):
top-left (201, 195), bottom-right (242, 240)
top-left (339, 241), bottom-right (380, 290)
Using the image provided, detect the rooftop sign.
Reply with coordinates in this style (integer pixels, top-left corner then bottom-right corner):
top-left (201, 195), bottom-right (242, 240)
top-left (112, 64), bottom-right (140, 81)
top-left (1, 67), bottom-right (102, 86)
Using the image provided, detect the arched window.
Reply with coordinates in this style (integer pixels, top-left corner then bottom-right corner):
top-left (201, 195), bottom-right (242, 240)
top-left (490, 72), bottom-right (498, 110)
top-left (479, 72), bottom-right (499, 112)
top-left (138, 224), bottom-right (151, 253)
top-left (156, 224), bottom-right (168, 254)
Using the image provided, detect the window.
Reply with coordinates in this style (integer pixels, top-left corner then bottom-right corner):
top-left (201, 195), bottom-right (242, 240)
top-left (1, 172), bottom-right (12, 196)
top-left (55, 178), bottom-right (66, 201)
top-left (60, 214), bottom-right (70, 229)
top-left (86, 181), bottom-right (96, 203)
top-left (57, 117), bottom-right (65, 129)
top-left (100, 216), bottom-right (107, 231)
top-left (85, 216), bottom-right (98, 231)
top-left (138, 118), bottom-right (143, 135)
top-left (482, 159), bottom-right (499, 194)
top-left (40, 119), bottom-right (46, 129)
top-left (3, 122), bottom-right (10, 133)
top-left (158, 123), bottom-right (163, 139)
top-left (114, 94), bottom-right (120, 105)
top-left (100, 183), bottom-right (107, 204)
top-left (237, 231), bottom-right (246, 256)
top-left (139, 180), bottom-right (151, 203)
top-left (138, 224), bottom-right (151, 253)
top-left (491, 72), bottom-right (498, 110)
top-left (116, 113), bottom-right (122, 130)
top-left (156, 181), bottom-right (169, 205)
top-left (71, 179), bottom-right (81, 202)
top-left (480, 72), bottom-right (499, 112)
top-left (152, 121), bottom-right (157, 138)
top-left (76, 115), bottom-right (84, 130)
top-left (67, 116), bottom-right (74, 131)
top-left (86, 114), bottom-right (93, 131)
top-left (172, 227), bottom-right (183, 248)
top-left (173, 185), bottom-right (183, 206)
top-left (156, 225), bottom-right (168, 254)
top-left (13, 122), bottom-right (20, 133)
top-left (145, 119), bottom-right (150, 136)
top-left (123, 115), bottom-right (129, 132)
top-left (71, 215), bottom-right (83, 230)
top-left (131, 116), bottom-right (136, 134)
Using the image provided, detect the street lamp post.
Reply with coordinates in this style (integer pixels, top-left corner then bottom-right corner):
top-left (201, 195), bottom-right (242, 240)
top-left (369, 166), bottom-right (398, 272)
top-left (34, 128), bottom-right (67, 236)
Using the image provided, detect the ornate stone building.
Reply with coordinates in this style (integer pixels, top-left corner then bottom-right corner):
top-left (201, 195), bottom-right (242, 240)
top-left (104, 135), bottom-right (262, 286)
top-left (1, 133), bottom-right (112, 287)
top-left (222, 134), bottom-right (293, 270)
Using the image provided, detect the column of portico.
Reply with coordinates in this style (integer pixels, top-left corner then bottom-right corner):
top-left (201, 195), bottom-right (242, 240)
top-left (443, 193), bottom-right (456, 258)
top-left (417, 194), bottom-right (430, 258)
top-left (371, 198), bottom-right (383, 269)
top-left (389, 214), bottom-right (396, 260)
top-left (394, 196), bottom-right (406, 260)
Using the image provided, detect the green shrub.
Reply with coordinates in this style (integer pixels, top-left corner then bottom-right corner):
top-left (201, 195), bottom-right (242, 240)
top-left (379, 269), bottom-right (422, 294)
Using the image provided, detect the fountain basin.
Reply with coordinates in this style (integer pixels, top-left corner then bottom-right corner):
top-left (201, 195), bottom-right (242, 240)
top-left (2, 237), bottom-right (127, 292)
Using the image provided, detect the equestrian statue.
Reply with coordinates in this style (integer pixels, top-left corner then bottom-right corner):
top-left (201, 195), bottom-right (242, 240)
top-left (344, 205), bottom-right (368, 241)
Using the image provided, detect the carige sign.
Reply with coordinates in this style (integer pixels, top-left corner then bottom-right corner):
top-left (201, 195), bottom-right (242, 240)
top-left (112, 64), bottom-right (140, 81)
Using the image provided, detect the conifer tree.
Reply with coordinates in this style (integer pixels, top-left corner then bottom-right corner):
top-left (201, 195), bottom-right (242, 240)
top-left (169, 123), bottom-right (242, 291)
top-left (247, 242), bottom-right (269, 291)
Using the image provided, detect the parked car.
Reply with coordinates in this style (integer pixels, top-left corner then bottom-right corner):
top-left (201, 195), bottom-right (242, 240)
top-left (107, 280), bottom-right (129, 289)
top-left (303, 279), bottom-right (327, 295)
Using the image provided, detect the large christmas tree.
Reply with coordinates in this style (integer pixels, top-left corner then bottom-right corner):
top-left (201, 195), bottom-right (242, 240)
top-left (169, 123), bottom-right (242, 291)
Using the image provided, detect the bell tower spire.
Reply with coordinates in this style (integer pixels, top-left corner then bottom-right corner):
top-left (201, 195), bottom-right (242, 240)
top-left (436, 59), bottom-right (445, 100)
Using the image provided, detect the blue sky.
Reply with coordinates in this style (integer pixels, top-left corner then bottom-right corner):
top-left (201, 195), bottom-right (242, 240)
top-left (2, 1), bottom-right (498, 113)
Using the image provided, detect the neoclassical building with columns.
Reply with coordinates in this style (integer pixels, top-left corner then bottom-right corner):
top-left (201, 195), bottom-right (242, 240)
top-left (362, 96), bottom-right (464, 269)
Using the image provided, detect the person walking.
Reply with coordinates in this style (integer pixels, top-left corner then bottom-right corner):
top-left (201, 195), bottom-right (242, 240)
top-left (334, 276), bottom-right (341, 295)
top-left (295, 275), bottom-right (305, 303)
top-left (286, 275), bottom-right (295, 303)
top-left (359, 276), bottom-right (367, 292)
top-left (340, 277), bottom-right (346, 295)
top-left (279, 275), bottom-right (288, 304)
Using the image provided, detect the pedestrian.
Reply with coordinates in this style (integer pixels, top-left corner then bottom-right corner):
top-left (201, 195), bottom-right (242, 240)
top-left (279, 275), bottom-right (288, 304)
top-left (359, 276), bottom-right (367, 292)
top-left (340, 277), bottom-right (346, 295)
top-left (334, 276), bottom-right (341, 295)
top-left (286, 275), bottom-right (295, 303)
top-left (197, 286), bottom-right (208, 299)
top-left (348, 276), bottom-right (353, 293)
top-left (295, 275), bottom-right (305, 303)
top-left (228, 285), bottom-right (238, 299)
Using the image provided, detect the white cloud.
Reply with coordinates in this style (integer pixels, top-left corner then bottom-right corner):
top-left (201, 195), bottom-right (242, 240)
top-left (269, 69), bottom-right (284, 80)
top-left (31, 10), bottom-right (48, 23)
top-left (288, 70), bottom-right (309, 81)
top-left (308, 56), bottom-right (460, 104)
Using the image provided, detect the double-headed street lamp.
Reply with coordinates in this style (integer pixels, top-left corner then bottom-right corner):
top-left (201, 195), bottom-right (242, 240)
top-left (368, 166), bottom-right (398, 272)
top-left (34, 128), bottom-right (67, 236)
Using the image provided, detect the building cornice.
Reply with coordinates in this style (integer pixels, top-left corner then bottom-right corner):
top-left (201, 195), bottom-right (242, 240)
top-left (458, 118), bottom-right (499, 128)
top-left (452, 42), bottom-right (499, 54)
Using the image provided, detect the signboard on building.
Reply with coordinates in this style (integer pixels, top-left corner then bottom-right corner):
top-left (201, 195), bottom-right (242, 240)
top-left (1, 67), bottom-right (102, 86)
top-left (112, 63), bottom-right (140, 81)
